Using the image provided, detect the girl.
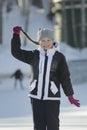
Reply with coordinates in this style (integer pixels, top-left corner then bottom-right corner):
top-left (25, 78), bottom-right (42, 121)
top-left (11, 26), bottom-right (80, 130)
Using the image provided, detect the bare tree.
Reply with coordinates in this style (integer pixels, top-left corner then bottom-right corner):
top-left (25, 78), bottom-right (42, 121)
top-left (17, 0), bottom-right (30, 46)
top-left (0, 0), bottom-right (2, 44)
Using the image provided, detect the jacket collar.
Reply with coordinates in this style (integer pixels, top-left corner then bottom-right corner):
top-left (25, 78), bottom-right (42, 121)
top-left (38, 46), bottom-right (56, 57)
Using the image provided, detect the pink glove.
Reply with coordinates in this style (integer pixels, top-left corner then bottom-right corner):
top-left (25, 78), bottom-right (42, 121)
top-left (13, 26), bottom-right (21, 34)
top-left (68, 96), bottom-right (80, 107)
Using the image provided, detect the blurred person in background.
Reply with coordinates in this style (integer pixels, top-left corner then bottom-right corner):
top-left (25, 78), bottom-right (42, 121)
top-left (11, 69), bottom-right (24, 89)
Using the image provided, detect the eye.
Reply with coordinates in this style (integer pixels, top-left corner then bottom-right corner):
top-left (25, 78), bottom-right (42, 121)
top-left (47, 39), bottom-right (50, 41)
top-left (42, 40), bottom-right (45, 42)
top-left (47, 39), bottom-right (51, 42)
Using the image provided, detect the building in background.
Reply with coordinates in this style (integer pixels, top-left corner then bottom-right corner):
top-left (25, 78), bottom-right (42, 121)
top-left (50, 0), bottom-right (87, 48)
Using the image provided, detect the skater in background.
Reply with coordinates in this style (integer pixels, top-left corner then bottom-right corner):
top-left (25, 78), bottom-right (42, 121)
top-left (11, 26), bottom-right (80, 130)
top-left (11, 69), bottom-right (24, 89)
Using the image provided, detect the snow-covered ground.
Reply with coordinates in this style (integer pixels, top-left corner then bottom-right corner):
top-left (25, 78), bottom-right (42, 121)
top-left (0, 0), bottom-right (87, 130)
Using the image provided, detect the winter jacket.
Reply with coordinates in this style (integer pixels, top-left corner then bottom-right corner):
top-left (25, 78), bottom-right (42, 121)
top-left (11, 34), bottom-right (74, 100)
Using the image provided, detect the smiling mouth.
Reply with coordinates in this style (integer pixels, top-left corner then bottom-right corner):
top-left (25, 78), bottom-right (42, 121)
top-left (43, 46), bottom-right (46, 48)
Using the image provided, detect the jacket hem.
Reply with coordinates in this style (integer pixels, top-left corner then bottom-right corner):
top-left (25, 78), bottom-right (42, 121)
top-left (28, 94), bottom-right (61, 100)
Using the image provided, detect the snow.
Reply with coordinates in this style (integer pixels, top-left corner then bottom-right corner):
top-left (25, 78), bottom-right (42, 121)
top-left (0, 0), bottom-right (87, 130)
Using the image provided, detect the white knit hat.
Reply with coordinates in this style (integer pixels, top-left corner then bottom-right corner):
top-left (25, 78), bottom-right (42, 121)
top-left (37, 28), bottom-right (54, 41)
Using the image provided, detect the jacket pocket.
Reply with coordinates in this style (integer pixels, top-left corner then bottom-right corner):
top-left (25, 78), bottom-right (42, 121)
top-left (29, 80), bottom-right (37, 92)
top-left (50, 81), bottom-right (58, 95)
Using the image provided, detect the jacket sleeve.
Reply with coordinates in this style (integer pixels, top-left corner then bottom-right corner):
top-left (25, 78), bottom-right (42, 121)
top-left (59, 54), bottom-right (74, 96)
top-left (11, 34), bottom-right (34, 65)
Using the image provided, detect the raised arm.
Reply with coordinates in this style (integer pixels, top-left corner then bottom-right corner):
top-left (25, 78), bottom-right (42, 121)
top-left (11, 26), bottom-right (34, 64)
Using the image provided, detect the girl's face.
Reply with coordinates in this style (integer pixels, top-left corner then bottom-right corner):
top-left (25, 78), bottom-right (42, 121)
top-left (39, 38), bottom-right (53, 50)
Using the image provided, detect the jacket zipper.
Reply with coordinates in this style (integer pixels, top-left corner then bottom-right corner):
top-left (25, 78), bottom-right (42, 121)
top-left (41, 52), bottom-right (48, 99)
